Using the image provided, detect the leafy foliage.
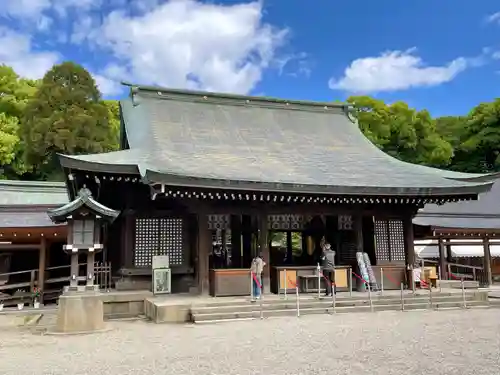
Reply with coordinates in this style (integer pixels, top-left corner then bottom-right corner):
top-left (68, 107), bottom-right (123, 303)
top-left (20, 62), bottom-right (117, 180)
top-left (347, 96), bottom-right (453, 168)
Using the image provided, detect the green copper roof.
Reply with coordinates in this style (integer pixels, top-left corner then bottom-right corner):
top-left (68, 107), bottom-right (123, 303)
top-left (47, 188), bottom-right (120, 224)
top-left (0, 180), bottom-right (69, 206)
top-left (0, 180), bottom-right (69, 228)
top-left (59, 84), bottom-right (495, 197)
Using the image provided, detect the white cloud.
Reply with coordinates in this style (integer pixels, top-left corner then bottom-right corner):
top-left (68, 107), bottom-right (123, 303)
top-left (93, 73), bottom-right (122, 96)
top-left (329, 49), bottom-right (469, 93)
top-left (486, 12), bottom-right (500, 24)
top-left (90, 0), bottom-right (288, 94)
top-left (0, 28), bottom-right (59, 79)
top-left (0, 0), bottom-right (51, 19)
top-left (0, 0), bottom-right (300, 95)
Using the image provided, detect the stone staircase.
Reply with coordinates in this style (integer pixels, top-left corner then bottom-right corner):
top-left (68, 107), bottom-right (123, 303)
top-left (191, 290), bottom-right (497, 324)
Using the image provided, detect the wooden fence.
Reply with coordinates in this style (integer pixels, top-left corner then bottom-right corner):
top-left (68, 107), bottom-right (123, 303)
top-left (0, 262), bottom-right (113, 303)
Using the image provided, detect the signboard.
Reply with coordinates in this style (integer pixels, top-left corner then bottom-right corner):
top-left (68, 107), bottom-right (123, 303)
top-left (152, 255), bottom-right (169, 269)
top-left (152, 255), bottom-right (171, 295)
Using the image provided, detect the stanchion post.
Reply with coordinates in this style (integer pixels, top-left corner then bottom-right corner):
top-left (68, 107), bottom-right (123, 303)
top-left (437, 266), bottom-right (442, 293)
top-left (296, 285), bottom-right (300, 317)
top-left (428, 283), bottom-right (433, 309)
top-left (461, 277), bottom-right (467, 309)
top-left (260, 288), bottom-right (264, 319)
top-left (284, 269), bottom-right (287, 300)
top-left (332, 283), bottom-right (336, 314)
top-left (380, 267), bottom-right (384, 295)
top-left (250, 271), bottom-right (254, 300)
top-left (412, 266), bottom-right (416, 294)
top-left (317, 263), bottom-right (321, 299)
top-left (400, 282), bottom-right (405, 311)
top-left (367, 281), bottom-right (373, 312)
top-left (349, 267), bottom-right (353, 297)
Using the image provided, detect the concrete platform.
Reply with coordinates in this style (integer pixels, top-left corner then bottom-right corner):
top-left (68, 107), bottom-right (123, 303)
top-left (144, 288), bottom-right (492, 324)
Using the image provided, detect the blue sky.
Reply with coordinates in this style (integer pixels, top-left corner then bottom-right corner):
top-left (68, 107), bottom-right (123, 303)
top-left (1, 0), bottom-right (500, 116)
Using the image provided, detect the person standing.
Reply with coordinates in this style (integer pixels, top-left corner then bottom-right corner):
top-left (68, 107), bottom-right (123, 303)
top-left (250, 252), bottom-right (266, 300)
top-left (321, 241), bottom-right (336, 296)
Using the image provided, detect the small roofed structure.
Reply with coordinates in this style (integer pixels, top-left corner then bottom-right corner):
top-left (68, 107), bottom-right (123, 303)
top-left (414, 177), bottom-right (500, 285)
top-left (0, 180), bottom-right (69, 302)
top-left (53, 84), bottom-right (497, 295)
top-left (48, 188), bottom-right (119, 292)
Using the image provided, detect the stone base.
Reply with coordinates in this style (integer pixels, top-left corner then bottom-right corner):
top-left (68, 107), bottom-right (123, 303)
top-left (53, 291), bottom-right (106, 334)
top-left (63, 285), bottom-right (99, 293)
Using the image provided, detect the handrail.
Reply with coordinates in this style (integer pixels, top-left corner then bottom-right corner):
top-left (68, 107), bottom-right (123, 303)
top-left (0, 263), bottom-right (91, 278)
top-left (447, 262), bottom-right (483, 270)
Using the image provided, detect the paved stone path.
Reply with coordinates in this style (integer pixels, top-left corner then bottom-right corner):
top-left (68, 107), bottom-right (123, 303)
top-left (0, 309), bottom-right (499, 375)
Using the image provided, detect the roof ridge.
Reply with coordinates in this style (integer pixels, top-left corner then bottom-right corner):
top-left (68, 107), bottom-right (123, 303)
top-left (122, 81), bottom-right (350, 112)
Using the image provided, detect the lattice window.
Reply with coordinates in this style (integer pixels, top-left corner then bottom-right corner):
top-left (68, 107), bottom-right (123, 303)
top-left (338, 215), bottom-right (353, 231)
top-left (207, 215), bottom-right (230, 230)
top-left (134, 218), bottom-right (159, 267)
top-left (134, 217), bottom-right (184, 267)
top-left (268, 214), bottom-right (305, 230)
top-left (159, 218), bottom-right (184, 266)
top-left (374, 220), bottom-right (390, 261)
top-left (374, 218), bottom-right (405, 262)
top-left (73, 219), bottom-right (95, 246)
top-left (388, 220), bottom-right (405, 261)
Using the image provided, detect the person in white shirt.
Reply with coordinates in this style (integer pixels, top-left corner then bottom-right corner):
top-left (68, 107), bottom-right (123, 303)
top-left (250, 252), bottom-right (266, 300)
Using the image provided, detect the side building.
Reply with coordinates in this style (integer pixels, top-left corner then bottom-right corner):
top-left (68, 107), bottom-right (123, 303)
top-left (55, 84), bottom-right (495, 295)
top-left (0, 180), bottom-right (69, 301)
top-left (414, 176), bottom-right (500, 285)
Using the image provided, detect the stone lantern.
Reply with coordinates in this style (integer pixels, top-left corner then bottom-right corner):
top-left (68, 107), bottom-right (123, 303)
top-left (47, 187), bottom-right (119, 334)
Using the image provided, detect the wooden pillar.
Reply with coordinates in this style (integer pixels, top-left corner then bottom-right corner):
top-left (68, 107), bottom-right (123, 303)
top-left (438, 237), bottom-right (447, 279)
top-left (37, 237), bottom-right (47, 293)
top-left (286, 231), bottom-right (293, 264)
top-left (230, 215), bottom-right (242, 268)
top-left (197, 213), bottom-right (210, 294)
top-left (483, 236), bottom-right (492, 287)
top-left (70, 251), bottom-right (79, 289)
top-left (403, 215), bottom-right (415, 287)
top-left (258, 213), bottom-right (270, 293)
top-left (354, 215), bottom-right (364, 252)
top-left (241, 215), bottom-right (252, 267)
top-left (122, 215), bottom-right (135, 269)
top-left (86, 252), bottom-right (96, 287)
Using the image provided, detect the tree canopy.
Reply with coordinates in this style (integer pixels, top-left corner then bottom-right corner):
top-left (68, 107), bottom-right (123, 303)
top-left (0, 61), bottom-right (498, 181)
top-left (20, 62), bottom-right (117, 180)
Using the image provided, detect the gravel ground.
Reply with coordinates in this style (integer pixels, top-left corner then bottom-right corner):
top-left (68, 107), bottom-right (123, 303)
top-left (0, 309), bottom-right (499, 375)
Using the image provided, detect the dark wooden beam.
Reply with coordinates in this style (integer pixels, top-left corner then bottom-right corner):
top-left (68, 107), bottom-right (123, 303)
top-left (0, 244), bottom-right (42, 250)
top-left (197, 213), bottom-right (210, 294)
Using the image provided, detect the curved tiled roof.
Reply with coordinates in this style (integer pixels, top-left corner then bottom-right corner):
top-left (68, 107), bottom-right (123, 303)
top-left (59, 85), bottom-right (494, 197)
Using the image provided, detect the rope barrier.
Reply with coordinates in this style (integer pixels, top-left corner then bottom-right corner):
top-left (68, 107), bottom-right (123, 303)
top-left (351, 270), bottom-right (369, 285)
top-left (251, 271), bottom-right (262, 289)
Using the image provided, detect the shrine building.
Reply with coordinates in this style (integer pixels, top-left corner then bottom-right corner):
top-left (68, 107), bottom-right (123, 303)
top-left (54, 84), bottom-right (495, 296)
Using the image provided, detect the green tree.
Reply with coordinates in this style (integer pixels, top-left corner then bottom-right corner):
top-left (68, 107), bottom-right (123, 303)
top-left (347, 96), bottom-right (453, 167)
top-left (21, 62), bottom-right (116, 180)
top-left (103, 99), bottom-right (120, 150)
top-left (435, 115), bottom-right (467, 149)
top-left (450, 100), bottom-right (500, 173)
top-left (0, 65), bottom-right (40, 178)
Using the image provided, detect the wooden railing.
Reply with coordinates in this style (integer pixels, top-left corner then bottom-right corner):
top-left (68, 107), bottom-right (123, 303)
top-left (0, 262), bottom-right (113, 301)
top-left (419, 259), bottom-right (488, 287)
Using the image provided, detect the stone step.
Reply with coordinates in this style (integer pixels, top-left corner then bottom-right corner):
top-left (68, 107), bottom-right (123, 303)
top-left (191, 295), bottom-right (480, 315)
top-left (192, 300), bottom-right (493, 323)
top-left (189, 291), bottom-right (480, 308)
top-left (439, 280), bottom-right (480, 289)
